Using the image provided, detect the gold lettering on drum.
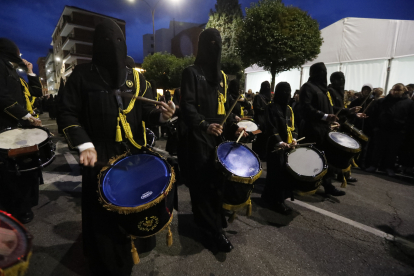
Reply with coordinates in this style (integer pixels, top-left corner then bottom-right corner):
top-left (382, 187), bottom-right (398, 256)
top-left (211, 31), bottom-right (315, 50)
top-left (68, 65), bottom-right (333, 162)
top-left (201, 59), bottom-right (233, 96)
top-left (138, 216), bottom-right (159, 231)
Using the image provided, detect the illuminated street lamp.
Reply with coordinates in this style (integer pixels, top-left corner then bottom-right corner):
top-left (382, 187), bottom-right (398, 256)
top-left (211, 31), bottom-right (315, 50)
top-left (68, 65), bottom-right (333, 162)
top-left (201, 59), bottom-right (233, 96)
top-left (128, 0), bottom-right (178, 53)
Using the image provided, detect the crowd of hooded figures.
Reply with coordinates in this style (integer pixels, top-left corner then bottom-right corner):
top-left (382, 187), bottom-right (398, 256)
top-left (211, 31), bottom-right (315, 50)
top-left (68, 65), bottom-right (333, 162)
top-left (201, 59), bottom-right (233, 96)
top-left (0, 20), bottom-right (413, 276)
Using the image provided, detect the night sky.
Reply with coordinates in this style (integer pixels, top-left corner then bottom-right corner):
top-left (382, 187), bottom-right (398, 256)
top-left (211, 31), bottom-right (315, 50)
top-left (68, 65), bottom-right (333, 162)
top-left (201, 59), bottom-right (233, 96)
top-left (1, 0), bottom-right (413, 74)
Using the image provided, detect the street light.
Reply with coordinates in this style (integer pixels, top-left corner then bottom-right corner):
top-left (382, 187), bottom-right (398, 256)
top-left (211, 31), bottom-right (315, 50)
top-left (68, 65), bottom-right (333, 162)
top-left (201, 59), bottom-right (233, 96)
top-left (128, 0), bottom-right (166, 53)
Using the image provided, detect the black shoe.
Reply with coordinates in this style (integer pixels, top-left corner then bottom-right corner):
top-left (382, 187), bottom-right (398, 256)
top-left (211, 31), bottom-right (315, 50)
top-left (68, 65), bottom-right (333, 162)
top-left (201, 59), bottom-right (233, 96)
top-left (325, 186), bottom-right (346, 197)
top-left (346, 177), bottom-right (357, 183)
top-left (18, 210), bottom-right (34, 224)
top-left (214, 232), bottom-right (234, 252)
top-left (274, 202), bottom-right (293, 215)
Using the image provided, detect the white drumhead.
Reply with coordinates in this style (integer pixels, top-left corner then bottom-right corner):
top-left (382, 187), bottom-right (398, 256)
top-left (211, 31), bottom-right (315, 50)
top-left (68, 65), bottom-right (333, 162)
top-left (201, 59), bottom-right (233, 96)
top-left (329, 132), bottom-right (359, 149)
top-left (288, 147), bottom-right (324, 176)
top-left (0, 128), bottom-right (48, 149)
top-left (237, 120), bottom-right (258, 132)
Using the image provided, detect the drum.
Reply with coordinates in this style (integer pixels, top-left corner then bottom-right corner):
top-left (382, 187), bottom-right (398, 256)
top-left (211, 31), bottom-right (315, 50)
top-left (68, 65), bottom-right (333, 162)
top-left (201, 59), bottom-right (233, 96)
top-left (0, 211), bottom-right (33, 276)
top-left (145, 128), bottom-right (156, 147)
top-left (236, 119), bottom-right (259, 143)
top-left (342, 121), bottom-right (369, 143)
top-left (286, 146), bottom-right (328, 192)
top-left (325, 132), bottom-right (361, 169)
top-left (216, 141), bottom-right (262, 218)
top-left (0, 127), bottom-right (55, 173)
top-left (98, 152), bottom-right (175, 239)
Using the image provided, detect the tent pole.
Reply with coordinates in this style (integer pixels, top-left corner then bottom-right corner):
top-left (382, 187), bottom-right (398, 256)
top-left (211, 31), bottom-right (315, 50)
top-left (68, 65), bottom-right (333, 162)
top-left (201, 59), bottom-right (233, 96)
top-left (300, 67), bottom-right (303, 87)
top-left (384, 58), bottom-right (392, 94)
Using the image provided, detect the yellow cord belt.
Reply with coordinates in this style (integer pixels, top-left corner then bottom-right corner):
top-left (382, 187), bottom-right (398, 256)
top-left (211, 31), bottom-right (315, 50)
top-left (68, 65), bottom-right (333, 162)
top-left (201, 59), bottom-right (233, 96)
top-left (115, 69), bottom-right (148, 149)
top-left (217, 71), bottom-right (228, 115)
top-left (19, 78), bottom-right (38, 118)
top-left (326, 91), bottom-right (333, 106)
top-left (287, 105), bottom-right (295, 144)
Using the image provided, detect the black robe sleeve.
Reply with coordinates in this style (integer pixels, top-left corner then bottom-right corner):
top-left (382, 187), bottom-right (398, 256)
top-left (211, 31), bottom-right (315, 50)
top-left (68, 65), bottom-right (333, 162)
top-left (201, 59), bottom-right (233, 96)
top-left (59, 68), bottom-right (92, 149)
top-left (0, 62), bottom-right (28, 120)
top-left (27, 75), bottom-right (43, 98)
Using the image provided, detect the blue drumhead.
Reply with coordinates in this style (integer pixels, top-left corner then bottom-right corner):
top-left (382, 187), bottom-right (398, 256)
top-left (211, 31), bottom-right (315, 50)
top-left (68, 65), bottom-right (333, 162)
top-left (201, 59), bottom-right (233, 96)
top-left (102, 154), bottom-right (171, 207)
top-left (217, 142), bottom-right (261, 178)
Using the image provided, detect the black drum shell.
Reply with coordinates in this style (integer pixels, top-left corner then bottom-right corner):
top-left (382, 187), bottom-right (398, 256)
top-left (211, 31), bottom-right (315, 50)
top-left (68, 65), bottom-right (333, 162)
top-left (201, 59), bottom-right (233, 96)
top-left (324, 132), bottom-right (361, 169)
top-left (285, 146), bottom-right (328, 192)
top-left (223, 180), bottom-right (254, 206)
top-left (342, 121), bottom-right (369, 144)
top-left (0, 126), bottom-right (55, 173)
top-left (115, 185), bottom-right (175, 237)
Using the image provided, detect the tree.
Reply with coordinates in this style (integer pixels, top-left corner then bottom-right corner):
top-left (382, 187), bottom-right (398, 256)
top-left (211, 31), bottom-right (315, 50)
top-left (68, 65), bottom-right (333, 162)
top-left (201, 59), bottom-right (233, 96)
top-left (237, 0), bottom-right (323, 90)
top-left (206, 0), bottom-right (244, 78)
top-left (142, 52), bottom-right (195, 89)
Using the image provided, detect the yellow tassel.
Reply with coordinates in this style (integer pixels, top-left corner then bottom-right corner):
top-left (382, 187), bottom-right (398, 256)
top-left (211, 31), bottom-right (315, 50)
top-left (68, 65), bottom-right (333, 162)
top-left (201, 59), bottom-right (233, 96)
top-left (217, 93), bottom-right (226, 115)
top-left (351, 158), bottom-right (359, 168)
top-left (167, 226), bottom-right (173, 247)
top-left (228, 211), bottom-right (237, 223)
top-left (246, 202), bottom-right (252, 217)
top-left (115, 117), bottom-right (123, 142)
top-left (326, 91), bottom-right (334, 106)
top-left (341, 175), bottom-right (347, 188)
top-left (130, 236), bottom-right (140, 265)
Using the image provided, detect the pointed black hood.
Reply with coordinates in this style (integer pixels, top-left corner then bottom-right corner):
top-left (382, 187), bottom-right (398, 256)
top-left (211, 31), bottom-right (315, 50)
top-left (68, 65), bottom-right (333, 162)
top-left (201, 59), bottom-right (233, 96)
top-left (195, 28), bottom-right (222, 86)
top-left (92, 19), bottom-right (127, 89)
top-left (0, 38), bottom-right (27, 71)
top-left (259, 81), bottom-right (271, 101)
top-left (228, 79), bottom-right (239, 99)
top-left (274, 82), bottom-right (291, 107)
top-left (330, 71), bottom-right (345, 97)
top-left (309, 62), bottom-right (328, 92)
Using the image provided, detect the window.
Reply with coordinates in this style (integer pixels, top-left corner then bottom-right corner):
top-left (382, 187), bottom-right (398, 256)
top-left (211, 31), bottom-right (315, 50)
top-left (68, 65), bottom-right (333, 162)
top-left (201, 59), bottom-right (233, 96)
top-left (151, 44), bottom-right (154, 48)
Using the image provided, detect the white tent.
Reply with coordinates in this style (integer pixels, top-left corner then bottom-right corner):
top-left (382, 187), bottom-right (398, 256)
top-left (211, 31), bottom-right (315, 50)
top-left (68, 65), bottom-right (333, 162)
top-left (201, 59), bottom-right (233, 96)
top-left (245, 17), bottom-right (414, 95)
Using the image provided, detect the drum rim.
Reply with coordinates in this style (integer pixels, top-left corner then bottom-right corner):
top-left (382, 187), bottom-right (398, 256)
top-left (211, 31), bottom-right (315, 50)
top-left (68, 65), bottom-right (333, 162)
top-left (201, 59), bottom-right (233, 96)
top-left (0, 210), bottom-right (33, 271)
top-left (145, 128), bottom-right (156, 147)
top-left (0, 126), bottom-right (52, 151)
top-left (343, 122), bottom-right (369, 142)
top-left (98, 151), bottom-right (175, 214)
top-left (328, 131), bottom-right (362, 153)
top-left (285, 145), bottom-right (328, 182)
top-left (215, 141), bottom-right (262, 184)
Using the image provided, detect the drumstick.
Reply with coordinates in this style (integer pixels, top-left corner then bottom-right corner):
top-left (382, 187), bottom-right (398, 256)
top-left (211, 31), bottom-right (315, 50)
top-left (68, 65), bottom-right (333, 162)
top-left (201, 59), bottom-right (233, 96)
top-left (335, 107), bottom-right (343, 117)
top-left (362, 99), bottom-right (375, 114)
top-left (359, 90), bottom-right (374, 107)
top-left (114, 91), bottom-right (165, 106)
top-left (236, 130), bottom-right (245, 143)
top-left (296, 137), bottom-right (305, 143)
top-left (220, 95), bottom-right (241, 126)
top-left (272, 142), bottom-right (315, 152)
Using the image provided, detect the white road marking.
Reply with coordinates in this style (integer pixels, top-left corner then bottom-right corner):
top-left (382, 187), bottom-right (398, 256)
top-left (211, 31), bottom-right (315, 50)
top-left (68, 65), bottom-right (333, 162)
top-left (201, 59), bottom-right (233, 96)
top-left (288, 198), bottom-right (395, 240)
top-left (64, 152), bottom-right (80, 175)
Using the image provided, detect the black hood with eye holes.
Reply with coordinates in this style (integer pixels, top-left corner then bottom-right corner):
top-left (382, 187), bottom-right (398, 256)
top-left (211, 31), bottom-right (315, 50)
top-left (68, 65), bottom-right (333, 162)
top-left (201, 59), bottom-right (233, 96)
top-left (274, 82), bottom-right (291, 108)
top-left (92, 19), bottom-right (127, 89)
top-left (195, 28), bottom-right (222, 86)
top-left (309, 62), bottom-right (328, 92)
top-left (0, 38), bottom-right (27, 71)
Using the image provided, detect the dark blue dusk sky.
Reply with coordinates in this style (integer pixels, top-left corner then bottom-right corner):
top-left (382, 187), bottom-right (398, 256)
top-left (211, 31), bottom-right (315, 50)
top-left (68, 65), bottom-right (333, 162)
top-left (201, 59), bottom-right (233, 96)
top-left (0, 0), bottom-right (413, 74)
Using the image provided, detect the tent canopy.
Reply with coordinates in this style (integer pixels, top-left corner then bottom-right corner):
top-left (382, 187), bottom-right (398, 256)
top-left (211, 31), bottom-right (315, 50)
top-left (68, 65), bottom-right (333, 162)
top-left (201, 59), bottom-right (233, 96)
top-left (245, 17), bottom-right (414, 94)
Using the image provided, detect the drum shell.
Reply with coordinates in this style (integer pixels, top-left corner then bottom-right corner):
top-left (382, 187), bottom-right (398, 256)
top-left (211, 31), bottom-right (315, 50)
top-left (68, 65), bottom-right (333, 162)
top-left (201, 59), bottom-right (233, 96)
top-left (285, 146), bottom-right (327, 192)
top-left (324, 132), bottom-right (361, 169)
top-left (223, 180), bottom-right (254, 206)
top-left (0, 127), bottom-right (55, 173)
top-left (342, 121), bottom-right (369, 144)
top-left (115, 185), bottom-right (175, 237)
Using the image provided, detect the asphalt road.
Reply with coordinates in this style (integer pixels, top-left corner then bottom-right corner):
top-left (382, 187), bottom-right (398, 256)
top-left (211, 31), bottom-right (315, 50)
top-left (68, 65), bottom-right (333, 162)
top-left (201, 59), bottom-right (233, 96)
top-left (20, 114), bottom-right (414, 276)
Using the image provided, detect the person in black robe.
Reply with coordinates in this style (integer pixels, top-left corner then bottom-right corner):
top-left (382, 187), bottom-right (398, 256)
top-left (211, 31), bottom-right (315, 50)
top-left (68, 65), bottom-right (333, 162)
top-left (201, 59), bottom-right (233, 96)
top-left (299, 62), bottom-right (345, 196)
top-left (59, 19), bottom-right (175, 276)
top-left (228, 79), bottom-right (251, 119)
top-left (0, 38), bottom-right (43, 223)
top-left (262, 82), bottom-right (298, 214)
top-left (166, 89), bottom-right (181, 155)
top-left (180, 28), bottom-right (246, 252)
top-left (328, 72), bottom-right (364, 183)
top-left (348, 83), bottom-right (374, 168)
top-left (365, 83), bottom-right (414, 176)
top-left (253, 81), bottom-right (272, 159)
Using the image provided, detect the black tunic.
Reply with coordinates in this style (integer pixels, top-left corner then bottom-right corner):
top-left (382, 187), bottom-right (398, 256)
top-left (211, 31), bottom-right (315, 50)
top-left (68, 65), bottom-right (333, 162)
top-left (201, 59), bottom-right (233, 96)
top-left (253, 94), bottom-right (270, 159)
top-left (262, 103), bottom-right (297, 203)
top-left (299, 82), bottom-right (333, 149)
top-left (180, 65), bottom-right (238, 234)
top-left (59, 63), bottom-right (161, 276)
top-left (0, 59), bottom-right (43, 218)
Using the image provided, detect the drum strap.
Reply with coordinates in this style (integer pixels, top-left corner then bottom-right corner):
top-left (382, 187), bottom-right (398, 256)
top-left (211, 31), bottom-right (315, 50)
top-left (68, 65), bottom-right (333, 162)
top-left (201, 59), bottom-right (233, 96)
top-left (20, 78), bottom-right (38, 118)
top-left (287, 105), bottom-right (295, 144)
top-left (217, 71), bottom-right (228, 115)
top-left (115, 69), bottom-right (148, 149)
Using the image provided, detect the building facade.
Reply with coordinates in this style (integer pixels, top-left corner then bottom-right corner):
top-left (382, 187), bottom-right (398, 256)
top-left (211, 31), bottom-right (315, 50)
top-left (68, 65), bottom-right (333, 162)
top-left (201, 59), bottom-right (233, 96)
top-left (36, 57), bottom-right (48, 95)
top-left (47, 6), bottom-right (126, 93)
top-left (143, 20), bottom-right (204, 58)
